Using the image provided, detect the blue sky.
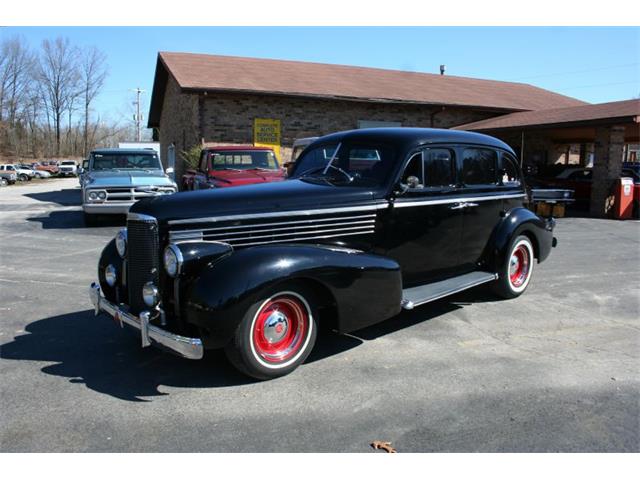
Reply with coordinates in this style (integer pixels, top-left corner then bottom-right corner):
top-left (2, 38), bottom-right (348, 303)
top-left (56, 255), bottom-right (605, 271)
top-left (2, 27), bottom-right (639, 126)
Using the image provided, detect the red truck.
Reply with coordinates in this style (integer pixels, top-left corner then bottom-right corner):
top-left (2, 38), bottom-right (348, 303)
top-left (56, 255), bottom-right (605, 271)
top-left (182, 146), bottom-right (285, 191)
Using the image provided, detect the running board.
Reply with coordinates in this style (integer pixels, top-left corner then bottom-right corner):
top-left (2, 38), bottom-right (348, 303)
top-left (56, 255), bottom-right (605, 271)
top-left (401, 271), bottom-right (498, 310)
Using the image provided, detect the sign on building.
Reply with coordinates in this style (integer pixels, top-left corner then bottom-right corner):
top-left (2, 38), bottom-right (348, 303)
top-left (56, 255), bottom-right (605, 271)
top-left (254, 118), bottom-right (281, 160)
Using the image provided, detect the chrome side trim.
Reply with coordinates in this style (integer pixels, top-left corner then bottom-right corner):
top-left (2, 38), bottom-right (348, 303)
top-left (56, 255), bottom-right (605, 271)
top-left (394, 193), bottom-right (525, 209)
top-left (89, 283), bottom-right (203, 360)
top-left (167, 203), bottom-right (389, 225)
top-left (171, 213), bottom-right (377, 236)
top-left (231, 229), bottom-right (375, 248)
top-left (170, 219), bottom-right (376, 243)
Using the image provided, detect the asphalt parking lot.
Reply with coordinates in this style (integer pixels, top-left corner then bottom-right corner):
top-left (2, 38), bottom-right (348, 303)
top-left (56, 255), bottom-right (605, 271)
top-left (1, 178), bottom-right (638, 452)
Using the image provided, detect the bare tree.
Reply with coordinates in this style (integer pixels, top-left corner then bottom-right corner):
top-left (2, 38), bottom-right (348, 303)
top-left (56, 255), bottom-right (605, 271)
top-left (79, 46), bottom-right (108, 157)
top-left (36, 37), bottom-right (80, 156)
top-left (0, 36), bottom-right (36, 157)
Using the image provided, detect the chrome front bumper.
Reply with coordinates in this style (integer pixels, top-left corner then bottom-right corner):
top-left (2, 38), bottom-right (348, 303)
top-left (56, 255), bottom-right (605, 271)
top-left (83, 203), bottom-right (134, 214)
top-left (89, 283), bottom-right (203, 360)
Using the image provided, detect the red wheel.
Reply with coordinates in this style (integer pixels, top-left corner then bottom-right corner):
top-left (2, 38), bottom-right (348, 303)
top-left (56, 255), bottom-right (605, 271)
top-left (493, 235), bottom-right (535, 299)
top-left (225, 284), bottom-right (318, 380)
top-left (509, 244), bottom-right (531, 289)
top-left (251, 293), bottom-right (310, 366)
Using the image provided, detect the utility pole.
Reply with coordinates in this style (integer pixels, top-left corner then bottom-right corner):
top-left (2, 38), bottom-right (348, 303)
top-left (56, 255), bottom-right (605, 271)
top-left (131, 87), bottom-right (146, 142)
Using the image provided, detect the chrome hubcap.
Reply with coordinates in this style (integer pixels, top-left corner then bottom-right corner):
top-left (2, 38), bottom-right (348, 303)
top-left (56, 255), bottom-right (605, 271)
top-left (263, 310), bottom-right (289, 343)
top-left (509, 255), bottom-right (520, 277)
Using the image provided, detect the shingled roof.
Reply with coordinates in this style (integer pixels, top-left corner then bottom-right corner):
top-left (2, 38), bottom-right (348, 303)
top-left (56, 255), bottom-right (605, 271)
top-left (453, 99), bottom-right (640, 132)
top-left (148, 52), bottom-right (587, 128)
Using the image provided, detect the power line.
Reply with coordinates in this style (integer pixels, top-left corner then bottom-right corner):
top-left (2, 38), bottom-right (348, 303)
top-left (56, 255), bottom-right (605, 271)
top-left (507, 62), bottom-right (639, 81)
top-left (556, 80), bottom-right (640, 90)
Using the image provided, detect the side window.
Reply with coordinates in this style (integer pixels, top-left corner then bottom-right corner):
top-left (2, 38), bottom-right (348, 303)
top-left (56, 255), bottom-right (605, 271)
top-left (199, 151), bottom-right (208, 172)
top-left (501, 153), bottom-right (522, 186)
top-left (401, 149), bottom-right (454, 189)
top-left (423, 149), bottom-right (454, 187)
top-left (462, 148), bottom-right (498, 185)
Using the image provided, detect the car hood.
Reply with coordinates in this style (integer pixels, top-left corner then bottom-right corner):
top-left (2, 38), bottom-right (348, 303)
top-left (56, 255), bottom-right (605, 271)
top-left (130, 179), bottom-right (381, 224)
top-left (209, 169), bottom-right (285, 185)
top-left (86, 170), bottom-right (175, 188)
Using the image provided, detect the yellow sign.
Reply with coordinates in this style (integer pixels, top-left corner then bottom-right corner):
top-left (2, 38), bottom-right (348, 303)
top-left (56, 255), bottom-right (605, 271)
top-left (253, 118), bottom-right (281, 161)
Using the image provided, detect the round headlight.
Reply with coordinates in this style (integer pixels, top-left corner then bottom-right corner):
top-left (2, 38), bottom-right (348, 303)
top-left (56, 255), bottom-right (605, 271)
top-left (88, 191), bottom-right (98, 200)
top-left (163, 244), bottom-right (183, 277)
top-left (115, 229), bottom-right (127, 258)
top-left (142, 282), bottom-right (159, 308)
top-left (105, 264), bottom-right (117, 287)
top-left (97, 191), bottom-right (107, 200)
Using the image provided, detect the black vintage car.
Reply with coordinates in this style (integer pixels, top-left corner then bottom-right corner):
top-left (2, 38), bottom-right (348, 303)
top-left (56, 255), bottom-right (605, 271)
top-left (90, 128), bottom-right (557, 379)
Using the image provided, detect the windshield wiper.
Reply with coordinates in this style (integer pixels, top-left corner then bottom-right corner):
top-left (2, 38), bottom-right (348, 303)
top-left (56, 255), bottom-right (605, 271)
top-left (299, 164), bottom-right (353, 184)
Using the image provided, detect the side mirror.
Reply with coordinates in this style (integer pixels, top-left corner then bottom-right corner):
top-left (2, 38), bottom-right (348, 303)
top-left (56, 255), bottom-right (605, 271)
top-left (395, 182), bottom-right (410, 196)
top-left (165, 167), bottom-right (174, 174)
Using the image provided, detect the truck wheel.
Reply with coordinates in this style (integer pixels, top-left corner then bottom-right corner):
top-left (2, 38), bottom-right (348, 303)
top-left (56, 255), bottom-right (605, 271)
top-left (18, 173), bottom-right (28, 182)
top-left (492, 235), bottom-right (535, 299)
top-left (0, 178), bottom-right (8, 187)
top-left (225, 283), bottom-right (318, 380)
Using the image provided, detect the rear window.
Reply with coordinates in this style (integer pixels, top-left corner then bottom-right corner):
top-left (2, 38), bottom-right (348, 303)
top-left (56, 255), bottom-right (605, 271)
top-left (462, 148), bottom-right (498, 185)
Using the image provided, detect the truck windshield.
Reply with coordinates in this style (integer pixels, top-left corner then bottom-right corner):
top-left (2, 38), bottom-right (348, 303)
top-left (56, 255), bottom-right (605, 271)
top-left (209, 150), bottom-right (279, 170)
top-left (91, 154), bottom-right (162, 170)
top-left (292, 142), bottom-right (395, 187)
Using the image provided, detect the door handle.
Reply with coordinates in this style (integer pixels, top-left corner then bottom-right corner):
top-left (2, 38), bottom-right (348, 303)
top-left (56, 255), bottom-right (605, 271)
top-left (465, 202), bottom-right (479, 208)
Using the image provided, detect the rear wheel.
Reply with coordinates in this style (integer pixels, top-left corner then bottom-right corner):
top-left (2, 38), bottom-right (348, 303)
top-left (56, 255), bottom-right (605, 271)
top-left (18, 173), bottom-right (28, 182)
top-left (492, 235), bottom-right (535, 299)
top-left (225, 283), bottom-right (318, 380)
top-left (0, 178), bottom-right (8, 187)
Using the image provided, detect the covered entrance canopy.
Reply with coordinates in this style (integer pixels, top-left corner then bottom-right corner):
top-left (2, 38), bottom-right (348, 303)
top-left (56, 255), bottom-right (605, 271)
top-left (454, 99), bottom-right (640, 216)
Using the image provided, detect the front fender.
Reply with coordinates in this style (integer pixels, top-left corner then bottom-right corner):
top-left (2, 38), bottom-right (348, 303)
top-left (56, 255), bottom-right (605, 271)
top-left (183, 244), bottom-right (402, 348)
top-left (488, 207), bottom-right (555, 271)
top-left (97, 238), bottom-right (126, 303)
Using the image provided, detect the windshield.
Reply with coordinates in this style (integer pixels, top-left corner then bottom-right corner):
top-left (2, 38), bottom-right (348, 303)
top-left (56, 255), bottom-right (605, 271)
top-left (292, 142), bottom-right (395, 187)
top-left (91, 153), bottom-right (162, 171)
top-left (61, 161), bottom-right (76, 166)
top-left (209, 150), bottom-right (279, 171)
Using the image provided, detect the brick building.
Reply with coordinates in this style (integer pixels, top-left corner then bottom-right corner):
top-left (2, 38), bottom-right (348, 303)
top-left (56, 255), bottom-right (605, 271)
top-left (147, 52), bottom-right (586, 183)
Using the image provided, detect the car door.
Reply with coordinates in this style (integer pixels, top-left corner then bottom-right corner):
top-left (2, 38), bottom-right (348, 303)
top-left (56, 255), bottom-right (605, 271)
top-left (383, 147), bottom-right (466, 287)
top-left (457, 146), bottom-right (505, 271)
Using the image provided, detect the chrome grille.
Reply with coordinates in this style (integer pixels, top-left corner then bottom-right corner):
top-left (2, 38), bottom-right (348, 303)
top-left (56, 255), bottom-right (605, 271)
top-left (127, 216), bottom-right (159, 315)
top-left (94, 187), bottom-right (176, 203)
top-left (168, 213), bottom-right (377, 247)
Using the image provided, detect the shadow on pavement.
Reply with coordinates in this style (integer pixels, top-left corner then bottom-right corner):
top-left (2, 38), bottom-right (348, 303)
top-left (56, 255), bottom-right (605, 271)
top-left (1, 298), bottom-right (469, 401)
top-left (24, 188), bottom-right (81, 207)
top-left (27, 210), bottom-right (126, 229)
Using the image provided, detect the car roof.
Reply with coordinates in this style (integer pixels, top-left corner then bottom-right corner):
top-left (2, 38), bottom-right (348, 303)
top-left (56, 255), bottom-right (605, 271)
top-left (310, 127), bottom-right (515, 153)
top-left (91, 148), bottom-right (158, 155)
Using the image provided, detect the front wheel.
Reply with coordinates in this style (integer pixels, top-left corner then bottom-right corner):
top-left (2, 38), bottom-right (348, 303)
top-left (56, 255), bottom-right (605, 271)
top-left (492, 235), bottom-right (535, 299)
top-left (18, 173), bottom-right (28, 182)
top-left (225, 284), bottom-right (318, 380)
top-left (0, 178), bottom-right (8, 187)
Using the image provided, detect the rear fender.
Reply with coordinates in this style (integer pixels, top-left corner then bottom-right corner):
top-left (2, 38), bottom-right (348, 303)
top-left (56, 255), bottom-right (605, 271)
top-left (183, 244), bottom-right (402, 348)
top-left (487, 207), bottom-right (555, 271)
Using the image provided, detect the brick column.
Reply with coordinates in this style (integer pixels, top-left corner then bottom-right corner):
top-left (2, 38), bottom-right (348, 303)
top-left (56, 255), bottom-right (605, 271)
top-left (590, 125), bottom-right (625, 216)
